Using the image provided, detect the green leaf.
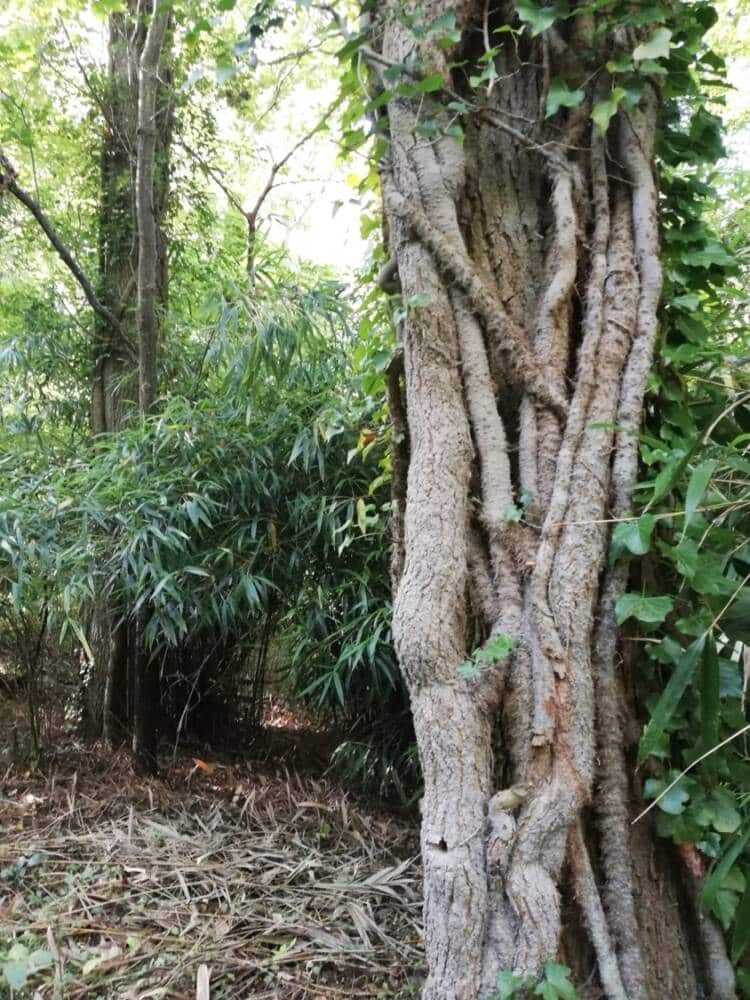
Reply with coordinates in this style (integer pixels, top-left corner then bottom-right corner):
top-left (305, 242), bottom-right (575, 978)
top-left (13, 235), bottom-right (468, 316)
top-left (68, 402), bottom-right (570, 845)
top-left (684, 459), bottom-right (717, 529)
top-left (535, 963), bottom-right (578, 999)
top-left (706, 788), bottom-right (742, 834)
top-left (398, 73), bottom-right (445, 97)
top-left (639, 637), bottom-right (706, 763)
top-left (606, 55), bottom-right (634, 74)
top-left (615, 593), bottom-right (673, 626)
top-left (610, 514), bottom-right (656, 563)
top-left (495, 969), bottom-right (524, 999)
top-left (592, 88), bottom-right (624, 135)
top-left (644, 776), bottom-right (690, 815)
top-left (3, 959), bottom-right (28, 990)
top-left (703, 829), bottom-right (750, 912)
top-left (700, 636), bottom-right (720, 751)
top-left (633, 27), bottom-right (672, 62)
top-left (92, 0), bottom-right (125, 14)
top-left (545, 78), bottom-right (585, 118)
top-left (504, 503), bottom-right (523, 523)
top-left (515, 1), bottom-right (566, 36)
top-left (682, 241), bottom-right (735, 268)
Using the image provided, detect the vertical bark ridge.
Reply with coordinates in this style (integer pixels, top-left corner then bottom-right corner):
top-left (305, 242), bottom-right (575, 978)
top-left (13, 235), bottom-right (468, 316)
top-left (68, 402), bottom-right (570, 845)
top-left (377, 4), bottom-right (712, 996)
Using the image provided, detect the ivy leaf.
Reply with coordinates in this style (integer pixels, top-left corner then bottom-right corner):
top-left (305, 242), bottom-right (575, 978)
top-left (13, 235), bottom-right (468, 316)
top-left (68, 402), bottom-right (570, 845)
top-left (606, 55), bottom-right (634, 74)
top-left (398, 73), bottom-right (445, 97)
top-left (535, 963), bottom-right (578, 1000)
top-left (633, 27), bottom-right (672, 62)
top-left (515, 1), bottom-right (566, 36)
top-left (504, 503), bottom-right (523, 523)
top-left (682, 241), bottom-right (735, 268)
top-left (615, 593), bottom-right (673, 625)
top-left (644, 776), bottom-right (690, 815)
top-left (592, 87), bottom-right (624, 135)
top-left (610, 514), bottom-right (656, 563)
top-left (495, 970), bottom-right (525, 999)
top-left (639, 637), bottom-right (706, 764)
top-left (708, 791), bottom-right (742, 835)
top-left (544, 78), bottom-right (585, 118)
top-left (637, 58), bottom-right (669, 76)
top-left (415, 120), bottom-right (441, 139)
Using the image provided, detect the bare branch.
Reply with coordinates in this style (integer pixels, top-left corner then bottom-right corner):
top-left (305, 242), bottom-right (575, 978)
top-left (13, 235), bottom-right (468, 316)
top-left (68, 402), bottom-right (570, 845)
top-left (0, 150), bottom-right (131, 352)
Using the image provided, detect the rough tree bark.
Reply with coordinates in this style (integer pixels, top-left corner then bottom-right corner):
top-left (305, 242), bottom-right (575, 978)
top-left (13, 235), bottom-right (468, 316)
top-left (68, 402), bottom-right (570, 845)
top-left (375, 3), bottom-right (733, 997)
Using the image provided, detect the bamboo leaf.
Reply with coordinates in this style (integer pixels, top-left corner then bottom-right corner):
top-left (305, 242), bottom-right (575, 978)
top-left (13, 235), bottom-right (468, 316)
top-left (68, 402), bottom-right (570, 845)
top-left (639, 637), bottom-right (706, 763)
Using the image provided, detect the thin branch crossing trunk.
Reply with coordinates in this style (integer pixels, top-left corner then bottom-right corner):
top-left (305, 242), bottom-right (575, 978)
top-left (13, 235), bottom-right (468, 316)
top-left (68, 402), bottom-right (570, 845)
top-left (375, 3), bottom-right (731, 997)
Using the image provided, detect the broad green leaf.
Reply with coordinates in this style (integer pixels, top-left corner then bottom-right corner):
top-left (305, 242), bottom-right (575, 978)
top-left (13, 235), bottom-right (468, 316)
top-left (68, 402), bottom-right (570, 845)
top-left (616, 593), bottom-right (673, 626)
top-left (398, 73), bottom-right (445, 97)
top-left (515, 1), bottom-right (565, 36)
top-left (495, 970), bottom-right (524, 999)
top-left (610, 514), bottom-right (656, 563)
top-left (545, 78), bottom-right (585, 118)
top-left (710, 793), bottom-right (742, 835)
top-left (684, 459), bottom-right (717, 528)
top-left (644, 776), bottom-right (690, 815)
top-left (639, 637), bottom-right (706, 763)
top-left (535, 963), bottom-right (578, 999)
top-left (3, 959), bottom-right (28, 990)
top-left (504, 503), bottom-right (523, 523)
top-left (592, 88), bottom-right (624, 135)
top-left (633, 27), bottom-right (672, 62)
top-left (606, 55), bottom-right (634, 73)
top-left (682, 241), bottom-right (735, 268)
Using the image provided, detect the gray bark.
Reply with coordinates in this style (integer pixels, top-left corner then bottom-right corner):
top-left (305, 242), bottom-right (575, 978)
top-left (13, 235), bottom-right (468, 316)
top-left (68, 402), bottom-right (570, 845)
top-left (376, 2), bottom-right (729, 997)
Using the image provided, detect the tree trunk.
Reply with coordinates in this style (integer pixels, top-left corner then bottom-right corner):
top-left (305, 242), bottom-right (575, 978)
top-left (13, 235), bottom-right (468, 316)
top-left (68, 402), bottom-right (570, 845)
top-left (131, 609), bottom-right (159, 775)
top-left (135, 0), bottom-right (169, 415)
top-left (376, 4), bottom-right (731, 997)
top-left (129, 0), bottom-right (170, 772)
top-left (92, 1), bottom-right (141, 437)
top-left (90, 0), bottom-right (172, 751)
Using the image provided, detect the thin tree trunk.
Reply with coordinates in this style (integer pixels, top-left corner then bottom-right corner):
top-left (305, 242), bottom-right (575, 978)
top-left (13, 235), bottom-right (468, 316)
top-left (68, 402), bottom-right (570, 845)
top-left (132, 609), bottom-right (159, 774)
top-left (102, 617), bottom-right (128, 745)
top-left (375, 3), bottom-right (730, 997)
top-left (91, 0), bottom-right (172, 747)
top-left (128, 0), bottom-right (170, 772)
top-left (135, 0), bottom-right (169, 415)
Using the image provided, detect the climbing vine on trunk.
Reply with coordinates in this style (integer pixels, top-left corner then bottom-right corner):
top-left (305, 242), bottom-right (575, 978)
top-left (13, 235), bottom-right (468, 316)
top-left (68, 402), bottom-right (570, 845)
top-left (357, 1), bottom-right (733, 996)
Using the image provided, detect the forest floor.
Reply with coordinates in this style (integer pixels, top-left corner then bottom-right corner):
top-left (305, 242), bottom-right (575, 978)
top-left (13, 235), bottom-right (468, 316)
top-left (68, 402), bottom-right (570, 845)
top-left (0, 741), bottom-right (423, 999)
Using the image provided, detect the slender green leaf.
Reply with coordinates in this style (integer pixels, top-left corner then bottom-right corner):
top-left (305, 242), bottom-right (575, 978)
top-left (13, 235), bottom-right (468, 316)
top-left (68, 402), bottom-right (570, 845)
top-left (639, 637), bottom-right (706, 763)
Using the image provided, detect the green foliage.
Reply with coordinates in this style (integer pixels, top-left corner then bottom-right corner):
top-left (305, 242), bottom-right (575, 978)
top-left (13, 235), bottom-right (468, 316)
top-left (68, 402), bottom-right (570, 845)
top-left (488, 963), bottom-right (579, 1000)
top-left (603, 2), bottom-right (750, 973)
top-left (457, 634), bottom-right (516, 681)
